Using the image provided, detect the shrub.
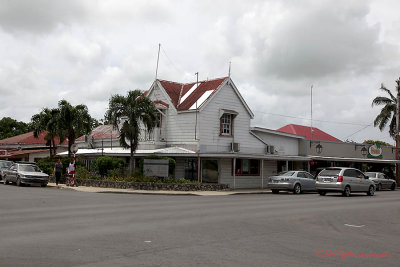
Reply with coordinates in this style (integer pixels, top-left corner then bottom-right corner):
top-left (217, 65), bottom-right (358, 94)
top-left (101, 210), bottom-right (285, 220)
top-left (96, 156), bottom-right (125, 176)
top-left (75, 165), bottom-right (90, 179)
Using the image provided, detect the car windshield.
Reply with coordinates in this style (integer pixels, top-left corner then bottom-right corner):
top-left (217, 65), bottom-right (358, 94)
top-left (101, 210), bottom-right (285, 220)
top-left (0, 161), bottom-right (12, 168)
top-left (319, 169), bottom-right (341, 177)
top-left (18, 165), bottom-right (41, 172)
top-left (279, 171), bottom-right (295, 176)
top-left (364, 172), bottom-right (377, 177)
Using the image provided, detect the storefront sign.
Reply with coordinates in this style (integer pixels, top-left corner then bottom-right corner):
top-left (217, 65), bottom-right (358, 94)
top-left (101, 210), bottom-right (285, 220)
top-left (143, 159), bottom-right (169, 178)
top-left (367, 144), bottom-right (382, 159)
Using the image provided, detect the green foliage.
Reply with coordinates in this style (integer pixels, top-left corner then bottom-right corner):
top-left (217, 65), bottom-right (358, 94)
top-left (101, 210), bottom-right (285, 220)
top-left (95, 156), bottom-right (125, 176)
top-left (75, 165), bottom-right (90, 179)
top-left (0, 117), bottom-right (32, 140)
top-left (105, 90), bottom-right (158, 172)
top-left (372, 78), bottom-right (400, 138)
top-left (363, 140), bottom-right (392, 147)
top-left (138, 155), bottom-right (176, 177)
top-left (36, 157), bottom-right (56, 175)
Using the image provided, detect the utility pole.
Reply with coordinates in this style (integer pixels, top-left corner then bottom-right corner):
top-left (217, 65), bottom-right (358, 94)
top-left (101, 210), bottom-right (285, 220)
top-left (194, 72), bottom-right (199, 140)
top-left (397, 92), bottom-right (400, 186)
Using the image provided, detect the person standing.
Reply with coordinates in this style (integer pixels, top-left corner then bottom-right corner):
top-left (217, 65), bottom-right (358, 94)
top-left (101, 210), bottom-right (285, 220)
top-left (67, 158), bottom-right (76, 187)
top-left (53, 158), bottom-right (63, 186)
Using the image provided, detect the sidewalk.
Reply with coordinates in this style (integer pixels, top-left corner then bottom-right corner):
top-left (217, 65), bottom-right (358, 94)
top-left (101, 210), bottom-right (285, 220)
top-left (47, 183), bottom-right (272, 196)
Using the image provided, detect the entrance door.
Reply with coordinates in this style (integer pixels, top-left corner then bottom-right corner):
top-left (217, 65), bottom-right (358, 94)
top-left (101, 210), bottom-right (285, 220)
top-left (202, 160), bottom-right (219, 183)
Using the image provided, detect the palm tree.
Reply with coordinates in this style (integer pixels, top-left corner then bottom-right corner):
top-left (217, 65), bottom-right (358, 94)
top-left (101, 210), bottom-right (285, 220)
top-left (105, 90), bottom-right (158, 173)
top-left (31, 108), bottom-right (60, 157)
top-left (372, 78), bottom-right (400, 139)
top-left (58, 100), bottom-right (93, 157)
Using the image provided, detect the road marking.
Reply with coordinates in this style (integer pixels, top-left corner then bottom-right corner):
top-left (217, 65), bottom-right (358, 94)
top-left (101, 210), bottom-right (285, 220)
top-left (144, 240), bottom-right (152, 243)
top-left (344, 224), bottom-right (365, 228)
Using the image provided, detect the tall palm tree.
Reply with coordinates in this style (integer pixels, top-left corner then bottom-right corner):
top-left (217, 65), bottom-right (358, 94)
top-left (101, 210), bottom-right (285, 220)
top-left (105, 90), bottom-right (158, 173)
top-left (372, 78), bottom-right (400, 139)
top-left (31, 108), bottom-right (60, 157)
top-left (58, 100), bottom-right (93, 157)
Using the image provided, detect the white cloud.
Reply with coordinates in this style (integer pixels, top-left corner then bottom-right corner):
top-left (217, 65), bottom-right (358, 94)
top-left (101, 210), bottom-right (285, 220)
top-left (0, 0), bottom-right (399, 144)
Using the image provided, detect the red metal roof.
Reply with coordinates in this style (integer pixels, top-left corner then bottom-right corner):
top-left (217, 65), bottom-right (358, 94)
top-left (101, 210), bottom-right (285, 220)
top-left (76, 125), bottom-right (120, 141)
top-left (0, 131), bottom-right (67, 145)
top-left (0, 149), bottom-right (49, 157)
top-left (158, 77), bottom-right (228, 111)
top-left (276, 124), bottom-right (342, 142)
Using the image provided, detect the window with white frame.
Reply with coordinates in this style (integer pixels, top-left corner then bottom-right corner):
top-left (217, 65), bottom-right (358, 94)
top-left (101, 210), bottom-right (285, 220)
top-left (220, 113), bottom-right (233, 136)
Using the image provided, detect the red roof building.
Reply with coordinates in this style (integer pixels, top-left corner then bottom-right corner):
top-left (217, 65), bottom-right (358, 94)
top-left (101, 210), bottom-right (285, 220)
top-left (157, 77), bottom-right (228, 111)
top-left (0, 131), bottom-right (67, 146)
top-left (277, 124), bottom-right (342, 142)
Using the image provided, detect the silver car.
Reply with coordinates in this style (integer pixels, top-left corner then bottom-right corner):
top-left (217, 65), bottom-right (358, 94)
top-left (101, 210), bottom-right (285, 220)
top-left (364, 172), bottom-right (396, 191)
top-left (0, 160), bottom-right (13, 181)
top-left (316, 167), bottom-right (375, 197)
top-left (268, 170), bottom-right (316, 194)
top-left (3, 163), bottom-right (49, 187)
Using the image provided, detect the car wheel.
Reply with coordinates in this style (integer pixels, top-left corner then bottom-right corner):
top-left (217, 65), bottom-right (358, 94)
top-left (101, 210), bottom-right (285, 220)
top-left (391, 183), bottom-right (396, 191)
top-left (367, 185), bottom-right (375, 196)
top-left (342, 186), bottom-right (351, 197)
top-left (41, 184), bottom-right (47, 187)
top-left (4, 176), bottom-right (9, 185)
top-left (377, 183), bottom-right (382, 191)
top-left (318, 191), bottom-right (326, 196)
top-left (16, 177), bottom-right (22, 187)
top-left (293, 184), bottom-right (301, 194)
top-left (272, 189), bottom-right (279, 194)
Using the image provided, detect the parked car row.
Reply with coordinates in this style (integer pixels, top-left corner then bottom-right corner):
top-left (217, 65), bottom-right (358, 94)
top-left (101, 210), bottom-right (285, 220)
top-left (267, 167), bottom-right (397, 197)
top-left (0, 160), bottom-right (49, 187)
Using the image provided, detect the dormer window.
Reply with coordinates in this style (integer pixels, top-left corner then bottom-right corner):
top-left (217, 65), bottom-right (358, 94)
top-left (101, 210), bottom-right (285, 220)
top-left (220, 113), bottom-right (233, 136)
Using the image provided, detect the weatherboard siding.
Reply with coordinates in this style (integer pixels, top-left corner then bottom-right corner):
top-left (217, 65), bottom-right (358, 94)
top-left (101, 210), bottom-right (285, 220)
top-left (198, 83), bottom-right (264, 154)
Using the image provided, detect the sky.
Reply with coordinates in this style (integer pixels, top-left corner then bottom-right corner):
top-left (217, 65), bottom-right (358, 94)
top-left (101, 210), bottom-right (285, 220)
top-left (0, 0), bottom-right (399, 144)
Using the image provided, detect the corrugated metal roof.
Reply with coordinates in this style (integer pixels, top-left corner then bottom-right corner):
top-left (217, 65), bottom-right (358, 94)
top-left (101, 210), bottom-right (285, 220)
top-left (76, 125), bottom-right (120, 141)
top-left (276, 124), bottom-right (342, 142)
top-left (0, 131), bottom-right (67, 145)
top-left (158, 77), bottom-right (227, 111)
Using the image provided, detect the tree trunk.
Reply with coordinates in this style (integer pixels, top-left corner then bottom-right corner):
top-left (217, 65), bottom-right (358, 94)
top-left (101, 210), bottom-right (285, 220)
top-left (129, 143), bottom-right (134, 174)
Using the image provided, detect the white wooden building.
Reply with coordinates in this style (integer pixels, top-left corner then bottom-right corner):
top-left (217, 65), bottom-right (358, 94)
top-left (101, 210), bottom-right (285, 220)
top-left (72, 77), bottom-right (309, 188)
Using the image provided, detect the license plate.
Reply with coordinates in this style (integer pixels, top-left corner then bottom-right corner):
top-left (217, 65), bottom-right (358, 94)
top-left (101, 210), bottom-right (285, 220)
top-left (323, 178), bottom-right (332, 182)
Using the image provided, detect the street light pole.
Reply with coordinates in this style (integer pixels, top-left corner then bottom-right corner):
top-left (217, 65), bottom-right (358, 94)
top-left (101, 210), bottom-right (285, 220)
top-left (396, 92), bottom-right (400, 186)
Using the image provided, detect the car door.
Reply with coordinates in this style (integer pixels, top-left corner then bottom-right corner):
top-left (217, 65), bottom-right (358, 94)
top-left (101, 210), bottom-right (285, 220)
top-left (343, 169), bottom-right (359, 191)
top-left (356, 170), bottom-right (370, 191)
top-left (296, 172), bottom-right (308, 190)
top-left (8, 165), bottom-right (17, 182)
top-left (304, 172), bottom-right (316, 191)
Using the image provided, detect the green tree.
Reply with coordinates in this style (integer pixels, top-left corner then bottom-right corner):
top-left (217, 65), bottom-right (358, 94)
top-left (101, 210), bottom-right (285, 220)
top-left (58, 100), bottom-right (93, 157)
top-left (105, 90), bottom-right (158, 173)
top-left (31, 108), bottom-right (61, 157)
top-left (363, 140), bottom-right (392, 147)
top-left (0, 117), bottom-right (32, 140)
top-left (372, 78), bottom-right (400, 139)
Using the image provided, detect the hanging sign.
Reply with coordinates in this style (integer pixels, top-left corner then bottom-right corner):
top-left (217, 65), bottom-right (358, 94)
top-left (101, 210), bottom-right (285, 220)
top-left (367, 143), bottom-right (382, 159)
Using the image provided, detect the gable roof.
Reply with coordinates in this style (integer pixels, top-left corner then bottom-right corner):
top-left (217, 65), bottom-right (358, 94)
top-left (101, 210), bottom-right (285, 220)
top-left (0, 131), bottom-right (67, 145)
top-left (76, 125), bottom-right (120, 141)
top-left (157, 77), bottom-right (228, 111)
top-left (276, 124), bottom-right (342, 142)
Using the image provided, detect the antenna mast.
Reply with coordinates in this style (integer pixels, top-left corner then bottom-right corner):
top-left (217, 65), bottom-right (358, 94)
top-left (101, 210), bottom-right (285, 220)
top-left (311, 85), bottom-right (313, 141)
top-left (228, 61), bottom-right (231, 78)
top-left (155, 43), bottom-right (161, 80)
top-left (195, 72), bottom-right (199, 140)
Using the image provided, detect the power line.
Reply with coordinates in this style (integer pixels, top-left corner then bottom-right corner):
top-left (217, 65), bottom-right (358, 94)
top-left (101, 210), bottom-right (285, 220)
top-left (343, 125), bottom-right (371, 140)
top-left (255, 110), bottom-right (372, 127)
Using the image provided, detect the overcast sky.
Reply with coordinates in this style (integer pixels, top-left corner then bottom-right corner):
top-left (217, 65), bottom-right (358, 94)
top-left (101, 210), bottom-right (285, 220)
top-left (0, 0), bottom-right (399, 144)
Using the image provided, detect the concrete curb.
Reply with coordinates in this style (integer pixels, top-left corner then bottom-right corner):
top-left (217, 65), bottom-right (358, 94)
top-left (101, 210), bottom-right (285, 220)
top-left (47, 183), bottom-right (272, 196)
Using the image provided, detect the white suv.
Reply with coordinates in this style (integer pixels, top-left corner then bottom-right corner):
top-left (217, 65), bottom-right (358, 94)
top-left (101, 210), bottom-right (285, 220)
top-left (316, 167), bottom-right (375, 197)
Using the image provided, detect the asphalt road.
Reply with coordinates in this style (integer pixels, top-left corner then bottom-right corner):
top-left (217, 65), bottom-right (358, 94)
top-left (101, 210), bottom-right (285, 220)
top-left (0, 185), bottom-right (399, 267)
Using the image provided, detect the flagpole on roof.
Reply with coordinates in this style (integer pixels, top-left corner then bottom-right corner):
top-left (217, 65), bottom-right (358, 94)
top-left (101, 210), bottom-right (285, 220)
top-left (155, 43), bottom-right (161, 80)
top-left (311, 84), bottom-right (313, 142)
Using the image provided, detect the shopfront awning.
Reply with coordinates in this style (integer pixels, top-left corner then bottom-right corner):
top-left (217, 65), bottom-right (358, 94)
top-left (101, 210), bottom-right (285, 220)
top-left (311, 155), bottom-right (400, 164)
